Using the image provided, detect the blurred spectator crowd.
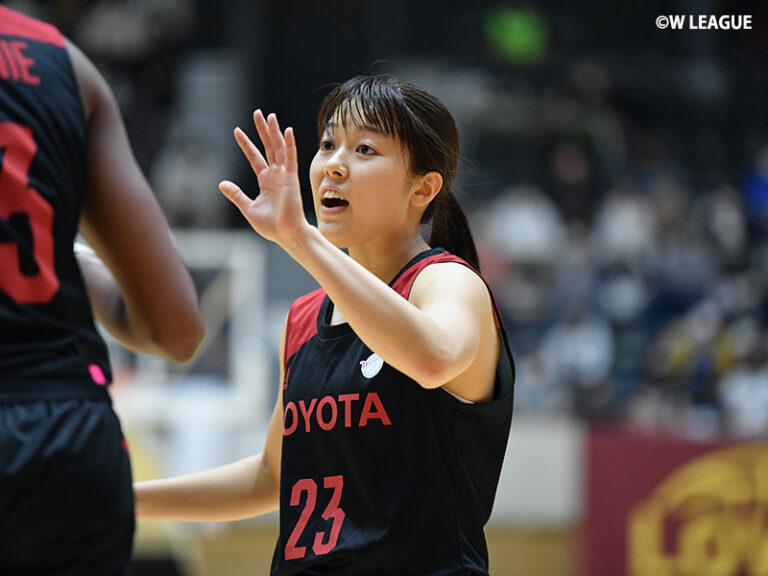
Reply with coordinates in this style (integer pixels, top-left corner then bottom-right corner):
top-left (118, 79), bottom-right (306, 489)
top-left (467, 57), bottom-right (768, 441)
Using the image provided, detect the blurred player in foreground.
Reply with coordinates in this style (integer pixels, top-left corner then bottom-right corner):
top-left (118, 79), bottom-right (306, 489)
top-left (0, 6), bottom-right (204, 574)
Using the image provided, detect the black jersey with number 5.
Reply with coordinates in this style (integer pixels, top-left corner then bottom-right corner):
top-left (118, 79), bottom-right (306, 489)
top-left (273, 248), bottom-right (515, 576)
top-left (0, 7), bottom-right (111, 391)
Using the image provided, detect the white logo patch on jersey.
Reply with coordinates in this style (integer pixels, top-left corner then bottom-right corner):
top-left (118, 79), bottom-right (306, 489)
top-left (360, 353), bottom-right (384, 378)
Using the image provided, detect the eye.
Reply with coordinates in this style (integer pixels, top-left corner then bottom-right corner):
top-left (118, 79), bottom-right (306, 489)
top-left (319, 138), bottom-right (334, 151)
top-left (357, 143), bottom-right (375, 155)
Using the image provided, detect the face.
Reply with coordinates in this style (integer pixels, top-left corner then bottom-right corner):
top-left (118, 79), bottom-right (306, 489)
top-left (309, 109), bottom-right (418, 250)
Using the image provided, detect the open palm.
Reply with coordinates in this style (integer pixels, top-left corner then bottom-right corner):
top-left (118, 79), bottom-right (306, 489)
top-left (219, 110), bottom-right (308, 245)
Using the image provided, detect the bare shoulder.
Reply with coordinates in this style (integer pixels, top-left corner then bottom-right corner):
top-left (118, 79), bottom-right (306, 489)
top-left (409, 261), bottom-right (491, 309)
top-left (65, 39), bottom-right (111, 121)
top-left (411, 261), bottom-right (500, 402)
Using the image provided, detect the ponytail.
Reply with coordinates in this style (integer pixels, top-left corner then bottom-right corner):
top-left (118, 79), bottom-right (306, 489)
top-left (428, 190), bottom-right (480, 271)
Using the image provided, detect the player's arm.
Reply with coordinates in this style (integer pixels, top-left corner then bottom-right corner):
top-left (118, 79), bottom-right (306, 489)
top-left (134, 401), bottom-right (282, 521)
top-left (133, 318), bottom-right (287, 521)
top-left (67, 39), bottom-right (204, 363)
top-left (288, 239), bottom-right (495, 394)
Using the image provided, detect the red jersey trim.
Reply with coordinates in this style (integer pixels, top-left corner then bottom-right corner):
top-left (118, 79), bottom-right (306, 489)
top-left (392, 251), bottom-right (506, 330)
top-left (282, 250), bottom-right (507, 372)
top-left (0, 7), bottom-right (66, 48)
top-left (392, 252), bottom-right (467, 299)
top-left (283, 288), bottom-right (325, 372)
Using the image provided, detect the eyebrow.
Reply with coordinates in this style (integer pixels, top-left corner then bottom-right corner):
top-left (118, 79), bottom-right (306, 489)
top-left (323, 121), bottom-right (387, 136)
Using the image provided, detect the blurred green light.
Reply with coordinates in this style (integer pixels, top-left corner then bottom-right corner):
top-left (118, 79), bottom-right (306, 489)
top-left (485, 6), bottom-right (548, 65)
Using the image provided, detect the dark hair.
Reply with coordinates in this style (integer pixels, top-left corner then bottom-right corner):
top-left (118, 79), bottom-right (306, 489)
top-left (316, 75), bottom-right (480, 271)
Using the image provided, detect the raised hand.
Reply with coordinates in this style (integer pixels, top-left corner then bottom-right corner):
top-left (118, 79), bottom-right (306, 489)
top-left (219, 110), bottom-right (309, 245)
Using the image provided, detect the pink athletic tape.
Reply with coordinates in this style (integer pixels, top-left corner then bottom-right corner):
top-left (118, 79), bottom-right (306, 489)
top-left (88, 363), bottom-right (107, 385)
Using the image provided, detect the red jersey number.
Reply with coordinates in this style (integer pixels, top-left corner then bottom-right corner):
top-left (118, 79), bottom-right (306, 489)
top-left (284, 475), bottom-right (346, 561)
top-left (0, 122), bottom-right (58, 303)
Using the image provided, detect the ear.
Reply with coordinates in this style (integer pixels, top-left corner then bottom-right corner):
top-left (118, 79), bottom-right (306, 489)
top-left (410, 171), bottom-right (443, 208)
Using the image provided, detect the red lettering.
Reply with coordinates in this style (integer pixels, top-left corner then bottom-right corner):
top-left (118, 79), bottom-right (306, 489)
top-left (338, 393), bottom-right (359, 427)
top-left (0, 44), bottom-right (8, 79)
top-left (10, 41), bottom-right (39, 85)
top-left (298, 398), bottom-right (317, 433)
top-left (283, 392), bottom-right (391, 434)
top-left (316, 396), bottom-right (337, 431)
top-left (0, 40), bottom-right (19, 80)
top-left (312, 475), bottom-right (345, 555)
top-left (285, 478), bottom-right (317, 560)
top-left (283, 401), bottom-right (298, 436)
top-left (0, 40), bottom-right (40, 85)
top-left (359, 392), bottom-right (391, 427)
top-left (285, 475), bottom-right (346, 560)
top-left (0, 123), bottom-right (58, 303)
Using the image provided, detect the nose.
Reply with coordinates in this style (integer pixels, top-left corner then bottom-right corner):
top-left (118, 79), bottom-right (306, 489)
top-left (324, 149), bottom-right (348, 179)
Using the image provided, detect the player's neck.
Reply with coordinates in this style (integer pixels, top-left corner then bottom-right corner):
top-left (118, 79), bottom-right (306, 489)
top-left (348, 233), bottom-right (430, 284)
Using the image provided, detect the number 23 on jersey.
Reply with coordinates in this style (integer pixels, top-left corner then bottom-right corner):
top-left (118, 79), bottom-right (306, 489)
top-left (285, 474), bottom-right (346, 561)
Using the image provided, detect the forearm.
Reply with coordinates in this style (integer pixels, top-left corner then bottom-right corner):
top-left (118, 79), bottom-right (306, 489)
top-left (281, 228), bottom-right (470, 386)
top-left (134, 454), bottom-right (279, 522)
top-left (76, 244), bottom-right (191, 360)
top-left (75, 245), bottom-right (133, 346)
top-left (74, 42), bottom-right (204, 363)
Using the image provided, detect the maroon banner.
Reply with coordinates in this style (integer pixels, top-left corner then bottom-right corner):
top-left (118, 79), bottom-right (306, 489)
top-left (584, 426), bottom-right (768, 576)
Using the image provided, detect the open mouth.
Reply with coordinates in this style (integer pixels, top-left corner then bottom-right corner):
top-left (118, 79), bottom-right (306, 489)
top-left (322, 197), bottom-right (349, 208)
top-left (321, 189), bottom-right (349, 209)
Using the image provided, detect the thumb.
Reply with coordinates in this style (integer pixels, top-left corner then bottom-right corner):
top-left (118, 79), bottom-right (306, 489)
top-left (219, 180), bottom-right (253, 215)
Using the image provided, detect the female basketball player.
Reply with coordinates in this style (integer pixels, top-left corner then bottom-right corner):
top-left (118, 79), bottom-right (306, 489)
top-left (135, 75), bottom-right (514, 575)
top-left (0, 6), bottom-right (204, 574)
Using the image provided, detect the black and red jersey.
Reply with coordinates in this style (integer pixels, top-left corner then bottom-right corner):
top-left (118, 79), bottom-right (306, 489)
top-left (272, 248), bottom-right (515, 576)
top-left (0, 6), bottom-right (111, 391)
